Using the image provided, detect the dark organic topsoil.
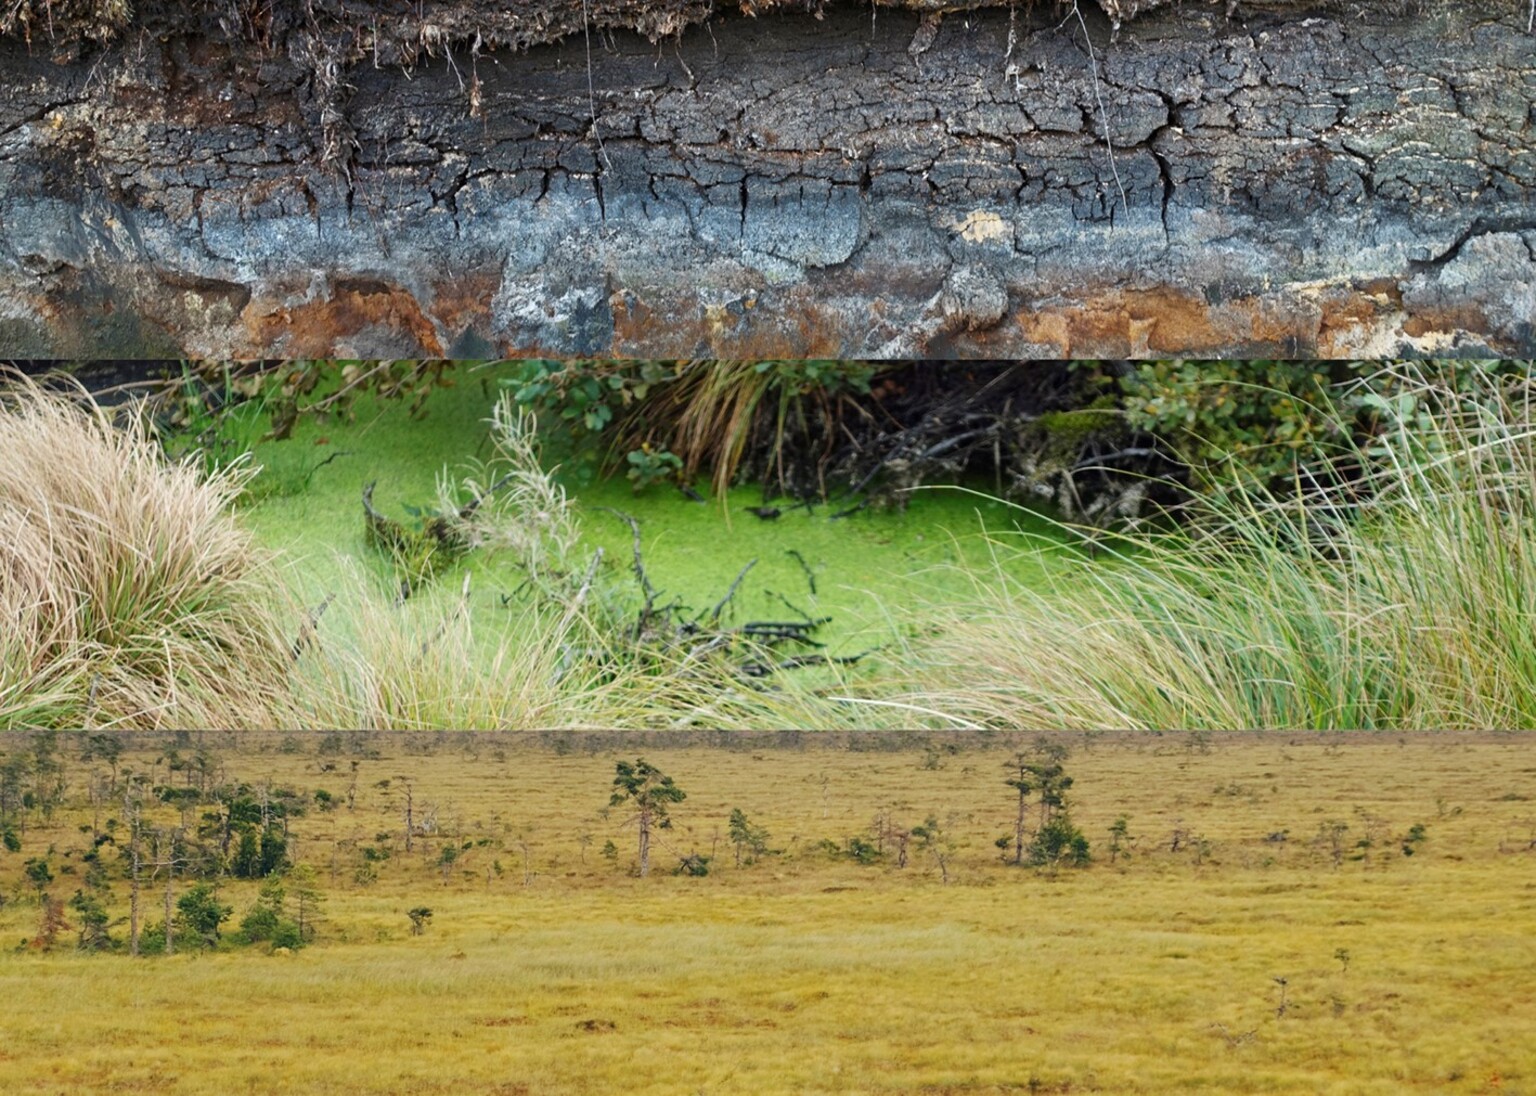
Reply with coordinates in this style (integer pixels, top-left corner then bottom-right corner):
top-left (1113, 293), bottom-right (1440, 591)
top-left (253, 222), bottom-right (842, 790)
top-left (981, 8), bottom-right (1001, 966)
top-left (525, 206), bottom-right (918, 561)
top-left (0, 0), bottom-right (1433, 57)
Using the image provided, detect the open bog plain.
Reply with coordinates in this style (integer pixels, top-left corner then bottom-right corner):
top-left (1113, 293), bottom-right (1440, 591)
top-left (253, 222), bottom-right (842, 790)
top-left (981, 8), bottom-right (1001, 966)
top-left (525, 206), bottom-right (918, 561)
top-left (0, 732), bottom-right (1532, 1095)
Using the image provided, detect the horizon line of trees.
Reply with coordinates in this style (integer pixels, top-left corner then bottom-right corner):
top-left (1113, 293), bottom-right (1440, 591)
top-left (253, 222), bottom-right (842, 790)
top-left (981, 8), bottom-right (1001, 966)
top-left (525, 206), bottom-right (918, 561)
top-left (4, 732), bottom-right (1439, 957)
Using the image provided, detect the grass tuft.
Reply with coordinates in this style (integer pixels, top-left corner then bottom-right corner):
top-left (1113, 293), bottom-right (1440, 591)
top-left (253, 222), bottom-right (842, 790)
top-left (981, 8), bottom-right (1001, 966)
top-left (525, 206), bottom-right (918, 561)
top-left (0, 372), bottom-right (297, 729)
top-left (903, 365), bottom-right (1536, 731)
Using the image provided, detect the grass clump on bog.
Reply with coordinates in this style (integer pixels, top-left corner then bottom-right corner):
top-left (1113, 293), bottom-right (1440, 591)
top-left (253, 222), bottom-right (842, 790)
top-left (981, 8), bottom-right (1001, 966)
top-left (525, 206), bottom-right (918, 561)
top-left (906, 363), bottom-right (1536, 730)
top-left (0, 377), bottom-right (617, 732)
top-left (0, 374), bottom-right (297, 730)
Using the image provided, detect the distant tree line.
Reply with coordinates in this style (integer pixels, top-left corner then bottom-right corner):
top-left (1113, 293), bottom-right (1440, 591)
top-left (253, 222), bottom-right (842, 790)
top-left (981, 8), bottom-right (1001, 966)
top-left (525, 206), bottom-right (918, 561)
top-left (1, 732), bottom-right (323, 956)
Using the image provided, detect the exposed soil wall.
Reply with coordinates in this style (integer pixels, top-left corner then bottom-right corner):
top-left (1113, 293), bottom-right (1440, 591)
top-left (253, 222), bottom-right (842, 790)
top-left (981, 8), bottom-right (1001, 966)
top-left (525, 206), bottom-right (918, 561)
top-left (1, 1), bottom-right (1532, 358)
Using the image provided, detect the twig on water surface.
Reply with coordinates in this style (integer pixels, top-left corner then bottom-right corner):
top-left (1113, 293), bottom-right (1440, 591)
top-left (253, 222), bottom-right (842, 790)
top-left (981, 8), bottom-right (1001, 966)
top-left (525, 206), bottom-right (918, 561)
top-left (290, 592), bottom-right (338, 660)
top-left (708, 559), bottom-right (758, 626)
top-left (785, 548), bottom-right (817, 595)
top-left (419, 572), bottom-right (473, 658)
top-left (594, 507), bottom-right (659, 639)
top-left (766, 589), bottom-right (825, 627)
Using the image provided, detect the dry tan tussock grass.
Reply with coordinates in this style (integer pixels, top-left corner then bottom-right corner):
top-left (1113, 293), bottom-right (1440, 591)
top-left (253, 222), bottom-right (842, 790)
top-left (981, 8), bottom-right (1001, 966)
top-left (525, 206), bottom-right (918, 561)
top-left (0, 374), bottom-right (297, 729)
top-left (288, 563), bottom-right (598, 731)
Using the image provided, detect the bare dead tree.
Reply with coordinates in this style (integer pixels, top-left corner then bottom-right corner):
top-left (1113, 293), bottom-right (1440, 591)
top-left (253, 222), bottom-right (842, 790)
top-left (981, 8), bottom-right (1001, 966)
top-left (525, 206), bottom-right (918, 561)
top-left (150, 827), bottom-right (186, 956)
top-left (122, 780), bottom-right (144, 957)
top-left (400, 777), bottom-right (414, 853)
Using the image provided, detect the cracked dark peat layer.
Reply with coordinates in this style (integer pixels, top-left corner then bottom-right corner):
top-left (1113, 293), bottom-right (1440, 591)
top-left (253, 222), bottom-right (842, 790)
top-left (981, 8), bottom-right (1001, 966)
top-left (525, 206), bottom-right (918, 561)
top-left (0, 0), bottom-right (1532, 359)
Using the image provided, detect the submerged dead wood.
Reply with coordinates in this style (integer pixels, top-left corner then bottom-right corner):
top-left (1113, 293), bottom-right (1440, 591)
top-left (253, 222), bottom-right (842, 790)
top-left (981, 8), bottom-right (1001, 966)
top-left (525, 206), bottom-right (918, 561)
top-left (568, 506), bottom-right (865, 679)
top-left (1, 1), bottom-right (1532, 357)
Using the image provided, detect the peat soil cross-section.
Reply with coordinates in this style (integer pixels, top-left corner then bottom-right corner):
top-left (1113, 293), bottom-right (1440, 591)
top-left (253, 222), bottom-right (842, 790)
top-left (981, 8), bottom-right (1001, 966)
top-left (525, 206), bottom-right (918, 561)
top-left (0, 0), bottom-right (1532, 358)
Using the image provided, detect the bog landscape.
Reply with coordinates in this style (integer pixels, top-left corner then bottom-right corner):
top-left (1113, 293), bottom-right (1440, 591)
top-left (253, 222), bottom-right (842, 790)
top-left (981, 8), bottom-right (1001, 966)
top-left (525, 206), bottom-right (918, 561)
top-left (1, 730), bottom-right (1533, 1094)
top-left (1, 360), bottom-right (1534, 1092)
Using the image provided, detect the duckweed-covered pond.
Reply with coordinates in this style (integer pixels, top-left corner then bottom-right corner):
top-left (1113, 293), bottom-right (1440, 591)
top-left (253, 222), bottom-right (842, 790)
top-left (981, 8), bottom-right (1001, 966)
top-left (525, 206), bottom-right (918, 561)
top-left (218, 365), bottom-right (1082, 662)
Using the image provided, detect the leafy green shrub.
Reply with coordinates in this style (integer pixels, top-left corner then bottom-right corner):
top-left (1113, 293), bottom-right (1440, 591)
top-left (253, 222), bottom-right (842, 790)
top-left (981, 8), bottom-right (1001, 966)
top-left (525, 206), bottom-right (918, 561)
top-left (625, 445), bottom-right (684, 491)
top-left (1114, 361), bottom-right (1342, 487)
top-left (501, 362), bottom-right (678, 483)
top-left (238, 907), bottom-right (303, 950)
top-left (230, 826), bottom-right (288, 879)
top-left (845, 836), bottom-right (882, 865)
top-left (68, 890), bottom-right (114, 952)
top-left (237, 877), bottom-right (305, 949)
top-left (270, 920), bottom-right (305, 950)
top-left (22, 857), bottom-right (51, 895)
top-left (675, 853), bottom-right (711, 877)
top-left (206, 360), bottom-right (460, 437)
top-left (1112, 360), bottom-right (1531, 493)
top-left (727, 808), bottom-right (772, 867)
top-left (136, 922), bottom-right (169, 956)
